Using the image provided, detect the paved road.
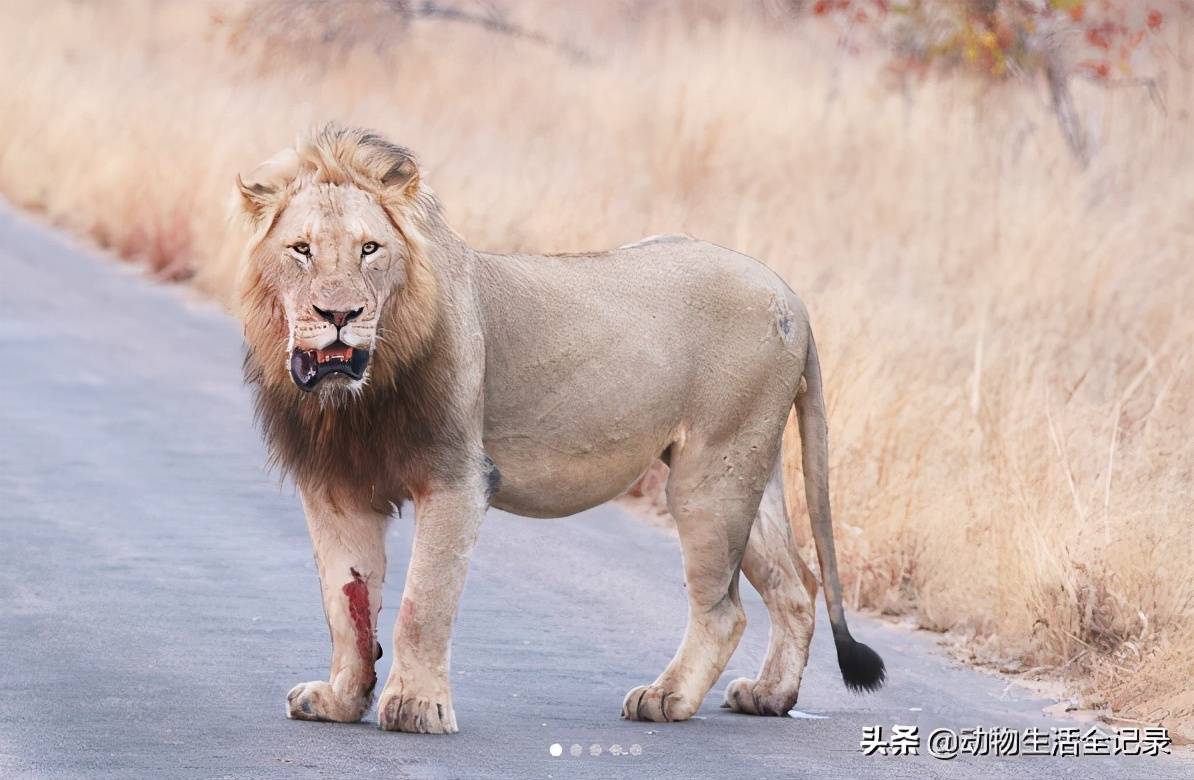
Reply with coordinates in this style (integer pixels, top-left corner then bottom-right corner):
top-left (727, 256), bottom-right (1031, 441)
top-left (0, 204), bottom-right (1188, 779)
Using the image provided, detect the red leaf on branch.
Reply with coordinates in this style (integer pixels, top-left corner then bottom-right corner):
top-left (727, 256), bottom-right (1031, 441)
top-left (1086, 27), bottom-right (1111, 50)
top-left (1078, 60), bottom-right (1111, 79)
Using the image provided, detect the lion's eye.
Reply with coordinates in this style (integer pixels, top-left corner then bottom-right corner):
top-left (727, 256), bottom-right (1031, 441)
top-left (289, 242), bottom-right (311, 258)
top-left (361, 241), bottom-right (380, 257)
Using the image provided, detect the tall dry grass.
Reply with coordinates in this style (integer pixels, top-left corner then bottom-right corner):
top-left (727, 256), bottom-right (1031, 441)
top-left (0, 0), bottom-right (1190, 736)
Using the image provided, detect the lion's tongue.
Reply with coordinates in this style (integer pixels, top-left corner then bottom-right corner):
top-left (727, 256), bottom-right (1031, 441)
top-left (316, 345), bottom-right (353, 364)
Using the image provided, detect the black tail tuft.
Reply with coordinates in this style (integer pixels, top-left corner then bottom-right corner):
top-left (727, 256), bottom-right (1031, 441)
top-left (835, 635), bottom-right (887, 693)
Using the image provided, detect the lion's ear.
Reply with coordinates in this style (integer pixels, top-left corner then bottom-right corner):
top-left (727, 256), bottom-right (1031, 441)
top-left (237, 176), bottom-right (278, 221)
top-left (380, 155), bottom-right (419, 198)
top-left (236, 148), bottom-right (301, 222)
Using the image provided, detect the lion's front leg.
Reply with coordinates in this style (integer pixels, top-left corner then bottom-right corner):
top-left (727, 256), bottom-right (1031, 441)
top-left (287, 489), bottom-right (387, 724)
top-left (378, 479), bottom-right (485, 734)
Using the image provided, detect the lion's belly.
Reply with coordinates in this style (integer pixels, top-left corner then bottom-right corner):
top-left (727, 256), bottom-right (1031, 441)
top-left (484, 432), bottom-right (665, 519)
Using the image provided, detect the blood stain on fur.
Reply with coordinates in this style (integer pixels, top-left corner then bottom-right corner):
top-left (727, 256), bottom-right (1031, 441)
top-left (399, 596), bottom-right (420, 644)
top-left (343, 567), bottom-right (376, 687)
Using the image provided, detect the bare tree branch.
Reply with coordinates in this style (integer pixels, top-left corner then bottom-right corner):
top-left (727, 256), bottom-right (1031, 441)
top-left (409, 1), bottom-right (591, 62)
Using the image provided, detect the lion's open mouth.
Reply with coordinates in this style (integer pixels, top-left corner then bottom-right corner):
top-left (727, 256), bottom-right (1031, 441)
top-left (290, 341), bottom-right (371, 391)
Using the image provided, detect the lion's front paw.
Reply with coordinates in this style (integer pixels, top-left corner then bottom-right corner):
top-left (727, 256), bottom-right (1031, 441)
top-left (621, 683), bottom-right (698, 722)
top-left (377, 685), bottom-right (458, 734)
top-left (721, 677), bottom-right (797, 716)
top-left (286, 681), bottom-right (368, 723)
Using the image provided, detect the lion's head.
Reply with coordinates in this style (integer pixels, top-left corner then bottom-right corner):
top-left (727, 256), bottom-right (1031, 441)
top-left (235, 126), bottom-right (446, 403)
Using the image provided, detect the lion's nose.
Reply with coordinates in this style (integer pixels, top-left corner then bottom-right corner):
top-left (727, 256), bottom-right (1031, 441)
top-left (312, 306), bottom-right (364, 329)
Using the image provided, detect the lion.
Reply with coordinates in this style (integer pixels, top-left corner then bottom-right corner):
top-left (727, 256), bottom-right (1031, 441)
top-left (233, 125), bottom-right (885, 734)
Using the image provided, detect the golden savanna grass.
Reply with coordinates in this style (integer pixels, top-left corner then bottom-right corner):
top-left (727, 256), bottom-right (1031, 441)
top-left (1, 0), bottom-right (1190, 736)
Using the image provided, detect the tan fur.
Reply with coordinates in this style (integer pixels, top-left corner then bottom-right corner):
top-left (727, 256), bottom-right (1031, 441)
top-left (236, 125), bottom-right (881, 734)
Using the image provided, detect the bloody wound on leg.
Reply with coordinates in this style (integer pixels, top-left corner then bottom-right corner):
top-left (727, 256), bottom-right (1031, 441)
top-left (343, 567), bottom-right (377, 690)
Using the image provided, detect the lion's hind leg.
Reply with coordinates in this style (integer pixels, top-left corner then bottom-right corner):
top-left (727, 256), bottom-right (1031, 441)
top-left (621, 436), bottom-right (775, 723)
top-left (723, 460), bottom-right (817, 716)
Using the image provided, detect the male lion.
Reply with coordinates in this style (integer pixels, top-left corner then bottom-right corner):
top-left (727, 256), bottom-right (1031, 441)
top-left (234, 126), bottom-right (885, 734)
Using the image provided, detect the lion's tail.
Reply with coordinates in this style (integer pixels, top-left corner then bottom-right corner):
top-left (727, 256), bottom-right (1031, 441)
top-left (794, 332), bottom-right (886, 693)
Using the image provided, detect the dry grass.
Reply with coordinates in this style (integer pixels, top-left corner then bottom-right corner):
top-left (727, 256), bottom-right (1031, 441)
top-left (1, 0), bottom-right (1190, 737)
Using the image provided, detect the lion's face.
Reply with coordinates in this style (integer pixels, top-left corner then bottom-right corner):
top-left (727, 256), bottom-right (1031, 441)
top-left (238, 129), bottom-right (440, 405)
top-left (260, 184), bottom-right (407, 396)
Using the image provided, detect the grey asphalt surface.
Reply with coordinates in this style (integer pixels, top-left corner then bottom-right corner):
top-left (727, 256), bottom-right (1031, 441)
top-left (0, 202), bottom-right (1189, 780)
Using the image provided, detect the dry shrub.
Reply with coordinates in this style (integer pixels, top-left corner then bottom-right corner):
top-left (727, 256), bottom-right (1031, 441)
top-left (0, 0), bottom-right (1190, 736)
